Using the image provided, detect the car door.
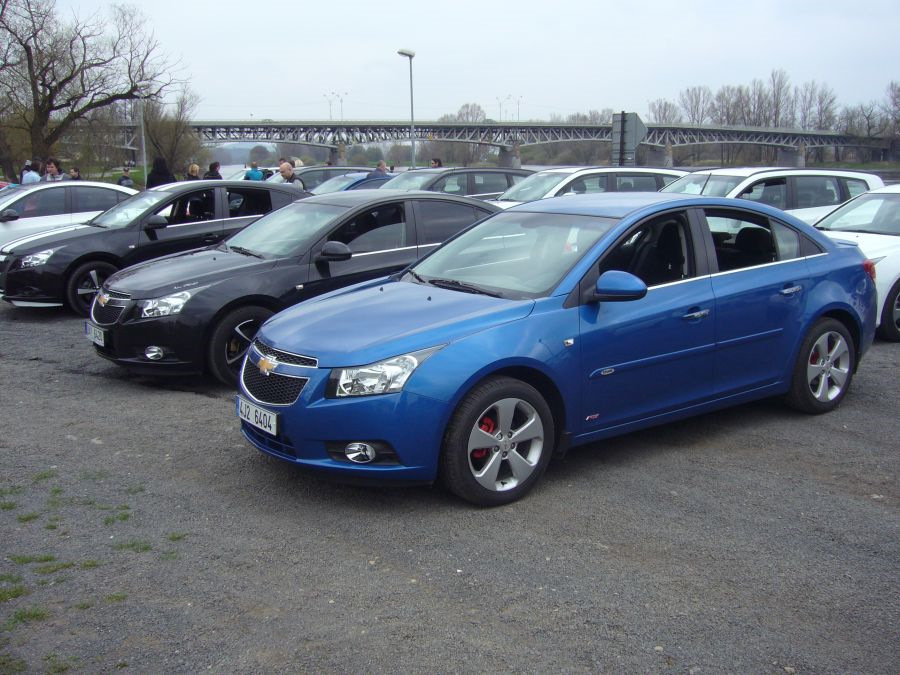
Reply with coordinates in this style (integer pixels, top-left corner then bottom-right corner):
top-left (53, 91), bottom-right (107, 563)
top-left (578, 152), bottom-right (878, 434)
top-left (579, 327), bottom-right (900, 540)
top-left (578, 209), bottom-right (716, 430)
top-left (132, 187), bottom-right (223, 263)
top-left (3, 186), bottom-right (71, 232)
top-left (304, 200), bottom-right (417, 296)
top-left (411, 199), bottom-right (493, 258)
top-left (469, 172), bottom-right (511, 200)
top-left (223, 185), bottom-right (286, 238)
top-left (70, 185), bottom-right (124, 223)
top-left (698, 206), bottom-right (811, 394)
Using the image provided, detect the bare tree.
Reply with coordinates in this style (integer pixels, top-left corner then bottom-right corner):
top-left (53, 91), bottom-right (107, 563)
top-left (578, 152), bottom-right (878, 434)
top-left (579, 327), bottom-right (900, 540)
top-left (769, 69), bottom-right (794, 128)
top-left (882, 81), bottom-right (900, 137)
top-left (794, 81), bottom-right (819, 130)
top-left (647, 98), bottom-right (682, 124)
top-left (678, 86), bottom-right (713, 125)
top-left (143, 86), bottom-right (205, 176)
top-left (0, 0), bottom-right (177, 173)
top-left (814, 84), bottom-right (838, 130)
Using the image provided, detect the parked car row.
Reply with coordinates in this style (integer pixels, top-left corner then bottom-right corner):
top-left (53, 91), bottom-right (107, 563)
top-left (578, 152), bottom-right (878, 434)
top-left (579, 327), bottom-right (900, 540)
top-left (0, 163), bottom-right (893, 505)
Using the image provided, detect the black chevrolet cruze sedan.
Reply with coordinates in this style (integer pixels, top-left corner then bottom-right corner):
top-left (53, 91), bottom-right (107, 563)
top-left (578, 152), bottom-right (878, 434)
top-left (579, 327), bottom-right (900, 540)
top-left (0, 180), bottom-right (304, 315)
top-left (86, 190), bottom-right (499, 385)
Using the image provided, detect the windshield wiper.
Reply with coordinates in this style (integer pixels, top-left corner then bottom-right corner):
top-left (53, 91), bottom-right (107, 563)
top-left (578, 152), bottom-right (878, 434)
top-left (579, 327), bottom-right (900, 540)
top-left (427, 277), bottom-right (501, 297)
top-left (406, 269), bottom-right (428, 285)
top-left (229, 245), bottom-right (263, 259)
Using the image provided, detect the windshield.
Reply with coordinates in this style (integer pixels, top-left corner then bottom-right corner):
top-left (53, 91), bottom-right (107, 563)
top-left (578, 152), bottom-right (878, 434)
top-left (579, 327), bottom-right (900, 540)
top-left (0, 184), bottom-right (29, 206)
top-left (816, 192), bottom-right (900, 236)
top-left (380, 172), bottom-right (434, 190)
top-left (495, 172), bottom-right (569, 202)
top-left (410, 211), bottom-right (618, 299)
top-left (311, 174), bottom-right (361, 194)
top-left (661, 173), bottom-right (743, 197)
top-left (224, 201), bottom-right (349, 257)
top-left (91, 191), bottom-right (169, 228)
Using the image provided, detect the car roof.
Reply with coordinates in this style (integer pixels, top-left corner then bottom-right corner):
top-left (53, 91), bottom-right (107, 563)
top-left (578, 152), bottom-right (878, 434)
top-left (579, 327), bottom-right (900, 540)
top-left (865, 183), bottom-right (900, 194)
top-left (509, 191), bottom-right (701, 218)
top-left (533, 166), bottom-right (686, 176)
top-left (298, 189), bottom-right (502, 210)
top-left (405, 167), bottom-right (531, 175)
top-left (150, 180), bottom-right (300, 193)
top-left (686, 167), bottom-right (880, 179)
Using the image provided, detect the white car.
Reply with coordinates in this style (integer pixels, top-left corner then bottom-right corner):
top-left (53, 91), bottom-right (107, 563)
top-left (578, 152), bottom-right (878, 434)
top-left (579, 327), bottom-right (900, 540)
top-left (661, 167), bottom-right (884, 224)
top-left (0, 181), bottom-right (137, 249)
top-left (488, 166), bottom-right (687, 209)
top-left (815, 184), bottom-right (900, 340)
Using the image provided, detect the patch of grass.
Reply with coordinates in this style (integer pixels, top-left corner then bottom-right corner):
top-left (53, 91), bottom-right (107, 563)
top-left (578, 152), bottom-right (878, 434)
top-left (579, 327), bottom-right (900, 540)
top-left (94, 504), bottom-right (114, 512)
top-left (73, 601), bottom-right (93, 610)
top-left (9, 554), bottom-right (55, 564)
top-left (0, 652), bottom-right (27, 672)
top-left (166, 532), bottom-right (186, 542)
top-left (15, 513), bottom-right (39, 523)
top-left (5, 606), bottom-right (50, 629)
top-left (0, 586), bottom-right (29, 603)
top-left (0, 574), bottom-right (22, 583)
top-left (0, 502), bottom-right (15, 511)
top-left (43, 653), bottom-right (76, 673)
top-left (124, 485), bottom-right (145, 495)
top-left (49, 487), bottom-right (63, 496)
top-left (80, 560), bottom-right (100, 570)
top-left (34, 562), bottom-right (75, 575)
top-left (115, 661), bottom-right (129, 669)
top-left (159, 551), bottom-right (178, 561)
top-left (0, 487), bottom-right (23, 498)
top-left (117, 504), bottom-right (130, 510)
top-left (104, 593), bottom-right (127, 603)
top-left (71, 497), bottom-right (95, 507)
top-left (103, 512), bottom-right (130, 526)
top-left (45, 523), bottom-right (58, 531)
top-left (46, 496), bottom-right (63, 509)
top-left (79, 470), bottom-right (109, 481)
top-left (112, 540), bottom-right (151, 553)
top-left (32, 470), bottom-right (57, 483)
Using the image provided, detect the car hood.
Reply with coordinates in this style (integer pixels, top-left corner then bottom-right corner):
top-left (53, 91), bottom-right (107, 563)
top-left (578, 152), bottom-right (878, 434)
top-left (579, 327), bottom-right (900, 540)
top-left (259, 280), bottom-right (535, 366)
top-left (0, 223), bottom-right (102, 254)
top-left (107, 247), bottom-right (275, 297)
top-left (0, 220), bottom-right (81, 250)
top-left (821, 231), bottom-right (898, 260)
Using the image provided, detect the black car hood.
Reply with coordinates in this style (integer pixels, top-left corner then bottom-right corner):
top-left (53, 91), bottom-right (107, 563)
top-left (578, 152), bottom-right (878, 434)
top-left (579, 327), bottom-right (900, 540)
top-left (106, 247), bottom-right (276, 298)
top-left (2, 223), bottom-right (107, 254)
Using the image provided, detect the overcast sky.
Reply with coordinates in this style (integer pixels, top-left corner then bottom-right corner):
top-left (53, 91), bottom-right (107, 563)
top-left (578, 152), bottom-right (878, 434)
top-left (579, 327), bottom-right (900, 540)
top-left (57, 0), bottom-right (900, 123)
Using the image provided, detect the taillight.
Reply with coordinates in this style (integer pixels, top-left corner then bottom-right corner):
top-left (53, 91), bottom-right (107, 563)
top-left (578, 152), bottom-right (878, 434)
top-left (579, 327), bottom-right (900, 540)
top-left (863, 259), bottom-right (876, 282)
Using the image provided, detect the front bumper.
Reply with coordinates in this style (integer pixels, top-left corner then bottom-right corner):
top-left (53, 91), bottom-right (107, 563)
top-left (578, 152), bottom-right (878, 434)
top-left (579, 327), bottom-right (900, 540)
top-left (238, 345), bottom-right (447, 483)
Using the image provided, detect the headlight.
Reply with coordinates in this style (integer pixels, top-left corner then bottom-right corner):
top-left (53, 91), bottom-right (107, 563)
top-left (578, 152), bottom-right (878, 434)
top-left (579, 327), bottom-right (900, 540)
top-left (136, 289), bottom-right (201, 318)
top-left (19, 248), bottom-right (57, 268)
top-left (329, 346), bottom-right (443, 398)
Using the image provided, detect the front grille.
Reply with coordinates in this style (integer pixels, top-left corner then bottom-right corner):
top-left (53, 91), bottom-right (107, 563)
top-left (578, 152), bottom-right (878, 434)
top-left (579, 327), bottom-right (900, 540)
top-left (242, 365), bottom-right (308, 406)
top-left (105, 289), bottom-right (131, 300)
top-left (251, 338), bottom-right (317, 367)
top-left (91, 302), bottom-right (125, 325)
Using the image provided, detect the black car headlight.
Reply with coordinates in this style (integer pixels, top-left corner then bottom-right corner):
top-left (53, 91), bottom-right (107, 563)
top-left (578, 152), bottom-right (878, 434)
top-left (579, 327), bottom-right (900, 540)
top-left (136, 288), bottom-right (204, 318)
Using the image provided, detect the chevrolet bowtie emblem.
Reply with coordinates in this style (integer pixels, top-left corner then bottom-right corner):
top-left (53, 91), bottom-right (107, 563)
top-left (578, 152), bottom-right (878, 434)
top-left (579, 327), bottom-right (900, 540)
top-left (257, 355), bottom-right (277, 376)
top-left (97, 292), bottom-right (109, 307)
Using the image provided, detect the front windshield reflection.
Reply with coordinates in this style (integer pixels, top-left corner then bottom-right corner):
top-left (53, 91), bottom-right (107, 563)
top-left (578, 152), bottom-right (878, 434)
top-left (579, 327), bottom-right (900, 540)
top-left (496, 172), bottom-right (567, 202)
top-left (412, 212), bottom-right (618, 299)
top-left (225, 202), bottom-right (349, 257)
top-left (816, 193), bottom-right (900, 236)
top-left (381, 172), bottom-right (433, 190)
top-left (91, 191), bottom-right (169, 228)
top-left (662, 174), bottom-right (742, 197)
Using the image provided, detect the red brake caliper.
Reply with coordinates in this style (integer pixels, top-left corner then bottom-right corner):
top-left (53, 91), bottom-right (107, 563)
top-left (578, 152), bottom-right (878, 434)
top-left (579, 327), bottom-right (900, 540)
top-left (471, 416), bottom-right (495, 461)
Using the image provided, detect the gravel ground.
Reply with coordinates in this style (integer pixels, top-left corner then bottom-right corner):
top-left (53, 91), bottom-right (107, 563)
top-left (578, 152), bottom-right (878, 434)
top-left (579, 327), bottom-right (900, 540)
top-left (0, 302), bottom-right (897, 673)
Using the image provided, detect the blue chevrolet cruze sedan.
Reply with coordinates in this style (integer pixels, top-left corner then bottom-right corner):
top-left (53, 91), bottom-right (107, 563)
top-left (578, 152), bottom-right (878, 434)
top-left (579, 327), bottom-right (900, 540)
top-left (237, 193), bottom-right (877, 505)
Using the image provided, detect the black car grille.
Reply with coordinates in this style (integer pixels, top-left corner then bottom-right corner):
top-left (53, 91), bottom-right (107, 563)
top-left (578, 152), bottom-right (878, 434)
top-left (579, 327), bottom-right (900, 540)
top-left (251, 339), bottom-right (317, 367)
top-left (91, 302), bottom-right (125, 325)
top-left (242, 365), bottom-right (308, 406)
top-left (105, 289), bottom-right (131, 300)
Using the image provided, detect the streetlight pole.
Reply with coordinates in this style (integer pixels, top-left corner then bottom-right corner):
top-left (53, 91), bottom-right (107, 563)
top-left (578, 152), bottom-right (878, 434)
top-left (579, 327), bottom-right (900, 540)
top-left (397, 48), bottom-right (415, 169)
top-left (496, 96), bottom-right (504, 122)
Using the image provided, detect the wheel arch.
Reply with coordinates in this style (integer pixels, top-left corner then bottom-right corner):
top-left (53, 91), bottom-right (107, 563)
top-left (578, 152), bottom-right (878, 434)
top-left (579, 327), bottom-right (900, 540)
top-left (201, 294), bottom-right (284, 361)
top-left (64, 253), bottom-right (122, 286)
top-left (816, 307), bottom-right (863, 370)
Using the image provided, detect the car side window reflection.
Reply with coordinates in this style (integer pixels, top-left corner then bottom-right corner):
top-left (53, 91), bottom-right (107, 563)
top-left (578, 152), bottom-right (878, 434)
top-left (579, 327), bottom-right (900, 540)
top-left (703, 208), bottom-right (800, 272)
top-left (557, 175), bottom-right (607, 196)
top-left (738, 178), bottom-right (786, 209)
top-left (10, 189), bottom-right (66, 218)
top-left (329, 203), bottom-right (406, 253)
top-left (154, 190), bottom-right (216, 225)
top-left (597, 211), bottom-right (694, 287)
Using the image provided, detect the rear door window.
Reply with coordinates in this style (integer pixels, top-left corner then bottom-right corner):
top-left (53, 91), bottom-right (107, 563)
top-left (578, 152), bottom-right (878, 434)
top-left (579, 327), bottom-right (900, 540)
top-left (556, 175), bottom-right (608, 196)
top-left (703, 208), bottom-right (800, 272)
top-left (71, 186), bottom-right (121, 213)
top-left (737, 178), bottom-right (787, 209)
top-left (433, 174), bottom-right (467, 195)
top-left (413, 200), bottom-right (483, 245)
top-left (226, 187), bottom-right (274, 218)
top-left (471, 172), bottom-right (509, 195)
top-left (792, 176), bottom-right (841, 209)
top-left (330, 202), bottom-right (407, 253)
top-left (9, 188), bottom-right (66, 218)
top-left (616, 174), bottom-right (661, 191)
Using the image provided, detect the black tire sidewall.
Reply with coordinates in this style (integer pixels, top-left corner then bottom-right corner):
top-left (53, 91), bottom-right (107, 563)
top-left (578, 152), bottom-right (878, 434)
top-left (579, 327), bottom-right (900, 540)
top-left (440, 376), bottom-right (555, 506)
top-left (877, 278), bottom-right (900, 341)
top-left (66, 261), bottom-right (117, 316)
top-left (787, 318), bottom-right (855, 414)
top-left (208, 306), bottom-right (273, 386)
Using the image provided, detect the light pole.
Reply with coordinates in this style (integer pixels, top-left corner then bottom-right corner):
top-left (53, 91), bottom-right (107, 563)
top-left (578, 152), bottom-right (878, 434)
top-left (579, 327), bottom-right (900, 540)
top-left (496, 96), bottom-right (504, 122)
top-left (397, 48), bottom-right (415, 168)
top-left (324, 91), bottom-right (348, 121)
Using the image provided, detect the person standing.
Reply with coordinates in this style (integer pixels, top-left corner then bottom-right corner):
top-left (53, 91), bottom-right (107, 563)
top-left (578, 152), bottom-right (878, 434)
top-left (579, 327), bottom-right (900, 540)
top-left (116, 167), bottom-right (135, 188)
top-left (278, 162), bottom-right (306, 189)
top-left (430, 158), bottom-right (443, 168)
top-left (21, 161), bottom-right (40, 184)
top-left (244, 162), bottom-right (264, 181)
top-left (367, 160), bottom-right (388, 178)
top-left (42, 158), bottom-right (68, 182)
top-left (203, 162), bottom-right (223, 180)
top-left (68, 166), bottom-right (83, 180)
top-left (146, 157), bottom-right (176, 188)
top-left (185, 164), bottom-right (201, 180)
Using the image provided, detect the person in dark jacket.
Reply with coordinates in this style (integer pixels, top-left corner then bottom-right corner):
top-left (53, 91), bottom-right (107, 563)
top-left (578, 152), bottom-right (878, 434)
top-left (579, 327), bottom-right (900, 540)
top-left (203, 162), bottom-right (223, 180)
top-left (68, 166), bottom-right (83, 180)
top-left (184, 163), bottom-right (201, 180)
top-left (278, 162), bottom-right (305, 189)
top-left (146, 157), bottom-right (177, 188)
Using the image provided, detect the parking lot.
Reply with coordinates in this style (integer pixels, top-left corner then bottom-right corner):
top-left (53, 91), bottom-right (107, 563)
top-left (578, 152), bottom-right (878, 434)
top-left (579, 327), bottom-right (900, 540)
top-left (1, 301), bottom-right (897, 673)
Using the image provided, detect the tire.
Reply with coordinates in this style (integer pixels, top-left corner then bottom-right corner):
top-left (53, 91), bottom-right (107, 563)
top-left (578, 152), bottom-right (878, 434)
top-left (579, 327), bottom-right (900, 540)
top-left (786, 318), bottom-right (855, 414)
top-left (876, 278), bottom-right (900, 342)
top-left (66, 261), bottom-right (118, 316)
top-left (208, 306), bottom-right (273, 386)
top-left (440, 376), bottom-right (555, 506)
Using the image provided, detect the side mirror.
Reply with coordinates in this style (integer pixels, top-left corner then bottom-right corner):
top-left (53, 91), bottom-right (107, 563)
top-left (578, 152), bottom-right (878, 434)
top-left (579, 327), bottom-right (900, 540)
top-left (0, 208), bottom-right (19, 222)
top-left (315, 240), bottom-right (352, 262)
top-left (143, 214), bottom-right (168, 230)
top-left (592, 270), bottom-right (647, 302)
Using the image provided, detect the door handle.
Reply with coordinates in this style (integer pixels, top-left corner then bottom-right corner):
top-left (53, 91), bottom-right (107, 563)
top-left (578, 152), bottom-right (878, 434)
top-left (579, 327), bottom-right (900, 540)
top-left (780, 285), bottom-right (803, 296)
top-left (682, 308), bottom-right (710, 320)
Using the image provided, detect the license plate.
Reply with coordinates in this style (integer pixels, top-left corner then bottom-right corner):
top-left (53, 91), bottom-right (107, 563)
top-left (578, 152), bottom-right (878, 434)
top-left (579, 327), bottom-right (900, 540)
top-left (84, 321), bottom-right (105, 346)
top-left (237, 396), bottom-right (278, 436)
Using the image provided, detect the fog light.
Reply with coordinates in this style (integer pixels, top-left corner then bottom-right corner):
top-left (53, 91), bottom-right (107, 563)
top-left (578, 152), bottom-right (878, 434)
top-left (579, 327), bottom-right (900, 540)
top-left (345, 442), bottom-right (377, 463)
top-left (144, 346), bottom-right (165, 360)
